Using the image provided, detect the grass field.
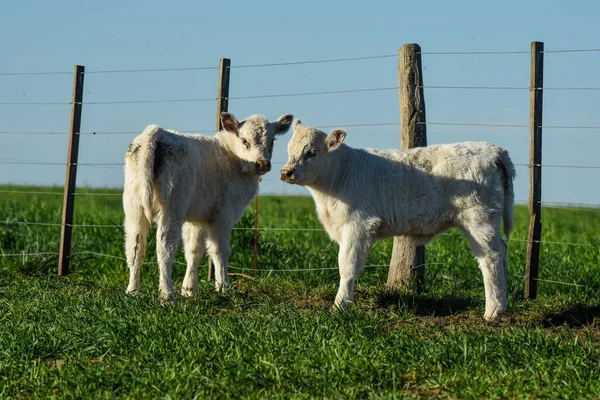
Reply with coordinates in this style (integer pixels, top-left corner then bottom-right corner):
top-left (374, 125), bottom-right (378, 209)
top-left (1, 185), bottom-right (599, 398)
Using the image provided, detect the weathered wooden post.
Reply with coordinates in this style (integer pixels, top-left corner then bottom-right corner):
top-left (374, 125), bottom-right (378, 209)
top-left (525, 41), bottom-right (544, 299)
top-left (208, 58), bottom-right (231, 281)
top-left (58, 65), bottom-right (85, 276)
top-left (387, 44), bottom-right (427, 292)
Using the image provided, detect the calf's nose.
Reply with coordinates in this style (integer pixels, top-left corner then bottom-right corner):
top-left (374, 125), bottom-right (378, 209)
top-left (280, 168), bottom-right (294, 180)
top-left (255, 159), bottom-right (271, 173)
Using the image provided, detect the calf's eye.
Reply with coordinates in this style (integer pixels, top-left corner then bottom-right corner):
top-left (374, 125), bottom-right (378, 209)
top-left (241, 138), bottom-right (251, 149)
top-left (305, 150), bottom-right (316, 159)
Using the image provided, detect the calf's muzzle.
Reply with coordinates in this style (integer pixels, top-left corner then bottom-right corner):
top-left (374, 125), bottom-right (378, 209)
top-left (280, 167), bottom-right (295, 182)
top-left (255, 159), bottom-right (271, 175)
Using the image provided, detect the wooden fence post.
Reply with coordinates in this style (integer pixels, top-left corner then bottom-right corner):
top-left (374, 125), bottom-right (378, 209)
top-left (58, 65), bottom-right (85, 276)
top-left (208, 58), bottom-right (231, 281)
top-left (525, 41), bottom-right (544, 299)
top-left (387, 44), bottom-right (427, 292)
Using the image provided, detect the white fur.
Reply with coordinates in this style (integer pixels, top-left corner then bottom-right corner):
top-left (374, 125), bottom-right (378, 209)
top-left (124, 112), bottom-right (293, 300)
top-left (281, 121), bottom-right (516, 323)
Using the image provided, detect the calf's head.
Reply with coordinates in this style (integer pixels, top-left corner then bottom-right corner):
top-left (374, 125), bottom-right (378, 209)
top-left (280, 120), bottom-right (346, 185)
top-left (221, 112), bottom-right (294, 175)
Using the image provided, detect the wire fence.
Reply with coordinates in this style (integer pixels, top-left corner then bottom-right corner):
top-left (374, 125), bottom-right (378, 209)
top-left (5, 85), bottom-right (600, 107)
top-left (6, 158), bottom-right (600, 171)
top-left (1, 217), bottom-right (598, 246)
top-left (2, 47), bottom-right (599, 77)
top-left (0, 246), bottom-right (593, 289)
top-left (1, 45), bottom-right (599, 292)
top-left (5, 122), bottom-right (600, 136)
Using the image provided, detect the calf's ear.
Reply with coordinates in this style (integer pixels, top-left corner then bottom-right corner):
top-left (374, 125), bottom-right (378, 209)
top-left (221, 112), bottom-right (240, 135)
top-left (326, 129), bottom-right (346, 150)
top-left (293, 119), bottom-right (302, 130)
top-left (273, 114), bottom-right (294, 135)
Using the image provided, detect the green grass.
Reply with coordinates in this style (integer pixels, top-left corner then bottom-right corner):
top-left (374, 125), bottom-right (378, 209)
top-left (1, 185), bottom-right (599, 399)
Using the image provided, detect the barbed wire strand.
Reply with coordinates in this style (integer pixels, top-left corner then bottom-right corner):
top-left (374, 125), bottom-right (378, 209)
top-left (69, 251), bottom-right (187, 266)
top-left (228, 87), bottom-right (397, 100)
top-left (0, 249), bottom-right (592, 289)
top-left (232, 54), bottom-right (397, 68)
top-left (540, 200), bottom-right (600, 208)
top-left (0, 131), bottom-right (68, 135)
top-left (0, 161), bottom-right (124, 166)
top-left (4, 122), bottom-right (600, 136)
top-left (2, 188), bottom-right (600, 210)
top-left (82, 129), bottom-right (216, 135)
top-left (85, 98), bottom-right (216, 105)
top-left (541, 125), bottom-right (600, 129)
top-left (0, 130), bottom-right (218, 135)
top-left (0, 101), bottom-right (70, 106)
top-left (418, 51), bottom-right (530, 55)
top-left (513, 163), bottom-right (600, 170)
top-left (420, 122), bottom-right (600, 130)
top-left (53, 250), bottom-right (595, 288)
top-left (0, 190), bottom-right (63, 195)
top-left (0, 221), bottom-right (63, 227)
top-left (0, 54), bottom-right (399, 76)
top-left (418, 122), bottom-right (528, 128)
top-left (420, 85), bottom-right (528, 90)
top-left (86, 66), bottom-right (218, 74)
top-left (0, 71), bottom-right (73, 76)
top-left (510, 274), bottom-right (587, 288)
top-left (4, 159), bottom-right (600, 171)
top-left (542, 48), bottom-right (600, 53)
top-left (542, 87), bottom-right (600, 91)
top-left (0, 161), bottom-right (64, 166)
top-left (72, 192), bottom-right (122, 197)
top-left (2, 219), bottom-right (597, 247)
top-left (0, 87), bottom-right (398, 106)
top-left (0, 252), bottom-right (60, 257)
top-left (3, 47), bottom-right (600, 77)
top-left (317, 122), bottom-right (400, 129)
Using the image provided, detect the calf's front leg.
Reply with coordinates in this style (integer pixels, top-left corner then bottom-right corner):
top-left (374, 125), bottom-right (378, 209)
top-left (333, 226), bottom-right (371, 309)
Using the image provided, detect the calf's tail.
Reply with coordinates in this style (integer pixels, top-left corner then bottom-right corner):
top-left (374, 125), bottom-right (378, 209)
top-left (497, 149), bottom-right (516, 238)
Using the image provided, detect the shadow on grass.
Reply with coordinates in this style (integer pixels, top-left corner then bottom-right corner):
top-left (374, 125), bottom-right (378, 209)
top-left (540, 304), bottom-right (600, 328)
top-left (375, 290), bottom-right (474, 317)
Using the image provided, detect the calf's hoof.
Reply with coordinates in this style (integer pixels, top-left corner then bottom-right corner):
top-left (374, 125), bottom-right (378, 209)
top-left (159, 298), bottom-right (175, 307)
top-left (159, 291), bottom-right (176, 304)
top-left (484, 310), bottom-right (504, 325)
top-left (181, 287), bottom-right (196, 298)
top-left (333, 298), bottom-right (353, 311)
top-left (215, 282), bottom-right (231, 294)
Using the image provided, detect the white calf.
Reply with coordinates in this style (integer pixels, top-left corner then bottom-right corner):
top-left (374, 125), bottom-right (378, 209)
top-left (280, 121), bottom-right (515, 323)
top-left (124, 112), bottom-right (293, 301)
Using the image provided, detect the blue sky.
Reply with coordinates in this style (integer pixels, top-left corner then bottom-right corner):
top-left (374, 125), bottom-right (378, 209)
top-left (1, 0), bottom-right (599, 205)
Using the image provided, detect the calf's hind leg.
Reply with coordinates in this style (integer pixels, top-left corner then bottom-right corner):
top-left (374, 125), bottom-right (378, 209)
top-left (461, 214), bottom-right (507, 323)
top-left (181, 222), bottom-right (206, 297)
top-left (156, 214), bottom-right (184, 302)
top-left (124, 195), bottom-right (150, 295)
